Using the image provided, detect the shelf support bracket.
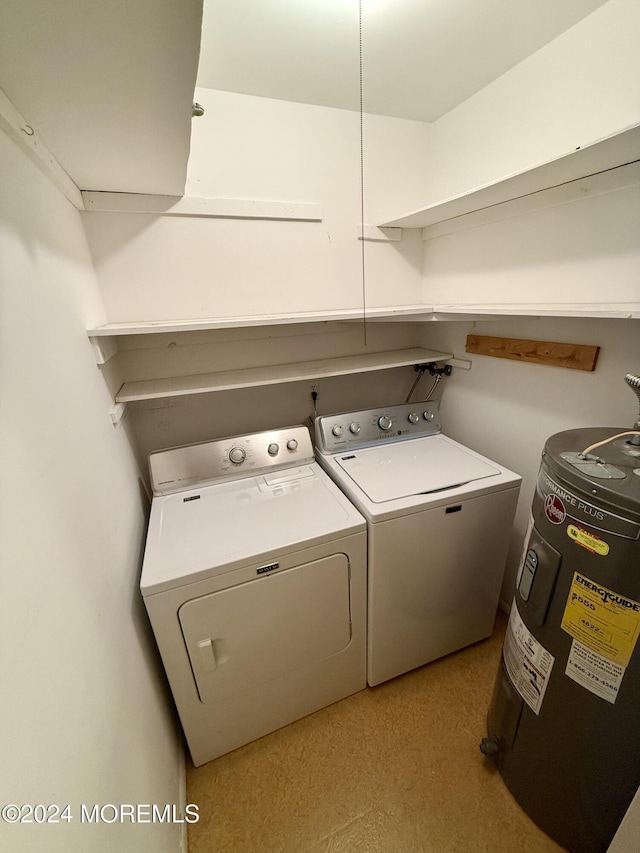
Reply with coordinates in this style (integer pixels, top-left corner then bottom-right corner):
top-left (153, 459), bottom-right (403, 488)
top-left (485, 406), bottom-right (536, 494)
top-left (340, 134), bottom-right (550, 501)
top-left (89, 335), bottom-right (119, 365)
top-left (109, 402), bottom-right (127, 427)
top-left (357, 224), bottom-right (402, 242)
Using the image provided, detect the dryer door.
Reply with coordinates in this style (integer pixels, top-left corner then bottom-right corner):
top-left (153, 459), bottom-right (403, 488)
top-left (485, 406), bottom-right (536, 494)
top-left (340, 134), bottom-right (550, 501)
top-left (179, 554), bottom-right (352, 704)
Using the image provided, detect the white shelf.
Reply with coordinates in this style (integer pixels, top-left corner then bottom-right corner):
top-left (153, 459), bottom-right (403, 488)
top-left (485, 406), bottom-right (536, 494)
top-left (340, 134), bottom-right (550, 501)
top-left (88, 301), bottom-right (639, 365)
top-left (115, 347), bottom-right (452, 403)
top-left (87, 306), bottom-right (434, 337)
top-left (82, 193), bottom-right (323, 222)
top-left (379, 124), bottom-right (640, 232)
top-left (89, 301), bottom-right (640, 354)
top-left (431, 303), bottom-right (640, 320)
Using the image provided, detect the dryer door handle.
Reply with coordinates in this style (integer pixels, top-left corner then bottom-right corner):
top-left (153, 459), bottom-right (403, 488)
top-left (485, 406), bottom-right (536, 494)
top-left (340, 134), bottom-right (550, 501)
top-left (196, 637), bottom-right (229, 672)
top-left (197, 638), bottom-right (218, 672)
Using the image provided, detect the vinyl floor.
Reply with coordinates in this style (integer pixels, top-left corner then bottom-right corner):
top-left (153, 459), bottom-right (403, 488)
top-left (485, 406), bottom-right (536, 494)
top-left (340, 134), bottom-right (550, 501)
top-left (186, 612), bottom-right (564, 853)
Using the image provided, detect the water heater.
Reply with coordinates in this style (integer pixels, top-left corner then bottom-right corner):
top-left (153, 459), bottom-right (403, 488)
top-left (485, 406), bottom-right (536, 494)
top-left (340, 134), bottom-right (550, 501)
top-left (482, 406), bottom-right (640, 851)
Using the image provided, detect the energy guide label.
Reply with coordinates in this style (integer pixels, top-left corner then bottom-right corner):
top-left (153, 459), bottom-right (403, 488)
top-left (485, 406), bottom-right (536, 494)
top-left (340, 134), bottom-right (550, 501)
top-left (561, 572), bottom-right (640, 703)
top-left (503, 602), bottom-right (554, 714)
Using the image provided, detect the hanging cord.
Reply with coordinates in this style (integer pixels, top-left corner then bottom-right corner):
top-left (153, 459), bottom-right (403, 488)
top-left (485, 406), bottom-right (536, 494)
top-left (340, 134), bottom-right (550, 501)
top-left (359, 0), bottom-right (367, 345)
top-left (305, 388), bottom-right (319, 430)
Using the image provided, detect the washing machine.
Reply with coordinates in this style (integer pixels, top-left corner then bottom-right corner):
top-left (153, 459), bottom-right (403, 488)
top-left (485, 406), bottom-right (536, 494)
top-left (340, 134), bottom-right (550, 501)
top-left (315, 401), bottom-right (522, 687)
top-left (140, 425), bottom-right (367, 766)
top-left (481, 424), bottom-right (640, 852)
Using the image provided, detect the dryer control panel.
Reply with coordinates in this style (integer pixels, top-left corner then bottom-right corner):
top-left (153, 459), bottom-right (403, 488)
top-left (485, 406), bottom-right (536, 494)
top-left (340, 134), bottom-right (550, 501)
top-left (316, 402), bottom-right (441, 454)
top-left (149, 425), bottom-right (314, 495)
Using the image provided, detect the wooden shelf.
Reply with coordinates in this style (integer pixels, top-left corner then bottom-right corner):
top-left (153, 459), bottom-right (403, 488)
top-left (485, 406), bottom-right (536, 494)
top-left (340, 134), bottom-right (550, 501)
top-left (114, 347), bottom-right (452, 403)
top-left (379, 124), bottom-right (640, 232)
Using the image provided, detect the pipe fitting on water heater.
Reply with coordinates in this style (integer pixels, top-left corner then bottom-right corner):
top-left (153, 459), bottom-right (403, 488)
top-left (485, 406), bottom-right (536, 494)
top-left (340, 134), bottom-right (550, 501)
top-left (625, 373), bottom-right (640, 444)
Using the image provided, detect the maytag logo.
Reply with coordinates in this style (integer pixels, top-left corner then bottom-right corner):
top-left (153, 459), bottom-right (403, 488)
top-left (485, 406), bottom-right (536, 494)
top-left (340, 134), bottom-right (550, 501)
top-left (256, 562), bottom-right (279, 576)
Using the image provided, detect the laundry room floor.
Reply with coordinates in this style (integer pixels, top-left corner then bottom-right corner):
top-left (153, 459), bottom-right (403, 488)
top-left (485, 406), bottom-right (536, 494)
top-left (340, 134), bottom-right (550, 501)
top-left (186, 611), bottom-right (564, 853)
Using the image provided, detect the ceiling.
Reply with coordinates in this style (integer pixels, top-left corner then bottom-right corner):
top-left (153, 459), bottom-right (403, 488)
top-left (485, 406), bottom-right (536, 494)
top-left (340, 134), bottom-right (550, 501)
top-left (0, 0), bottom-right (610, 195)
top-left (197, 0), bottom-right (610, 123)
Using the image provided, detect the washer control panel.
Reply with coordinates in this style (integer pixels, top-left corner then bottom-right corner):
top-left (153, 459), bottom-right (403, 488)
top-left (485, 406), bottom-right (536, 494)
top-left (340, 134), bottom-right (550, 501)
top-left (150, 425), bottom-right (314, 495)
top-left (316, 402), bottom-right (441, 454)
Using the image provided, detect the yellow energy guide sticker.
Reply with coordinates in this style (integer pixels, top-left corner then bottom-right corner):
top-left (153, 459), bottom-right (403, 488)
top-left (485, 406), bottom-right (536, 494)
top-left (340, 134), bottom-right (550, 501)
top-left (561, 573), bottom-right (640, 667)
top-left (567, 525), bottom-right (609, 556)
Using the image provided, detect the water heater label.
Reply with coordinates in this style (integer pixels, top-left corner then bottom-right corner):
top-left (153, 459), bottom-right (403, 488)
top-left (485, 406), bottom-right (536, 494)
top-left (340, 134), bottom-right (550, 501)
top-left (537, 472), bottom-right (640, 539)
top-left (561, 572), bottom-right (640, 669)
top-left (565, 640), bottom-right (625, 704)
top-left (566, 524), bottom-right (610, 555)
top-left (503, 602), bottom-right (555, 715)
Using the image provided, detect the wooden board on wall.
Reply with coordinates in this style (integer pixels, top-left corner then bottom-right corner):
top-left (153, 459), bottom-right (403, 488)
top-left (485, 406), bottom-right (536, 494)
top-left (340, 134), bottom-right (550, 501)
top-left (465, 335), bottom-right (600, 371)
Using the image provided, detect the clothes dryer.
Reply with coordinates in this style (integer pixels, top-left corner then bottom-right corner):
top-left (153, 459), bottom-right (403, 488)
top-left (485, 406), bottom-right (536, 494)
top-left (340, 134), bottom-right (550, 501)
top-left (141, 425), bottom-right (366, 766)
top-left (315, 402), bottom-right (521, 686)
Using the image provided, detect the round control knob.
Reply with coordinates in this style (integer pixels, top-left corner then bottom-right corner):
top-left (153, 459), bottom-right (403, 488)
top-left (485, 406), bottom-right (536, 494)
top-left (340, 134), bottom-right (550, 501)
top-left (423, 410), bottom-right (435, 421)
top-left (378, 415), bottom-right (393, 431)
top-left (268, 443), bottom-right (279, 456)
top-left (408, 412), bottom-right (420, 424)
top-left (229, 446), bottom-right (246, 464)
top-left (286, 439), bottom-right (298, 451)
top-left (332, 425), bottom-right (344, 437)
top-left (349, 422), bottom-right (361, 435)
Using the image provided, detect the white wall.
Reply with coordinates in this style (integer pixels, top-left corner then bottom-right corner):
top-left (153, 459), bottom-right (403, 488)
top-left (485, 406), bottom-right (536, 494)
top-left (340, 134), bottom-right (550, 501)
top-left (413, 0), bottom-right (640, 311)
top-left (0, 129), bottom-right (184, 852)
top-left (421, 0), bottom-right (640, 207)
top-left (82, 0), bottom-right (640, 326)
top-left (82, 90), bottom-right (430, 323)
top-left (112, 321), bottom-right (432, 464)
top-left (421, 182), bottom-right (640, 306)
top-left (419, 316), bottom-right (640, 605)
top-left (406, 0), bottom-right (640, 620)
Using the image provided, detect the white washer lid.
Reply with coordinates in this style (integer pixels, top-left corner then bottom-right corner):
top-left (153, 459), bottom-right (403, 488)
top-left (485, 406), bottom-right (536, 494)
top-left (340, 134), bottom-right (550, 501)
top-left (141, 462), bottom-right (364, 594)
top-left (334, 434), bottom-right (500, 503)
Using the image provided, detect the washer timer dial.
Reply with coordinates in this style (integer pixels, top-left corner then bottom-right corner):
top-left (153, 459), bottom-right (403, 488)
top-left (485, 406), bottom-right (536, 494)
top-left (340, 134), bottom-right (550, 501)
top-left (228, 446), bottom-right (246, 465)
top-left (378, 415), bottom-right (393, 431)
